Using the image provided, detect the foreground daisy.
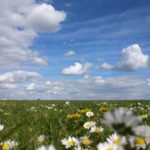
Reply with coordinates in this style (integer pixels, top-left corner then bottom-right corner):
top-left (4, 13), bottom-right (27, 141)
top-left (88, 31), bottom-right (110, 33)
top-left (0, 140), bottom-right (18, 150)
top-left (83, 121), bottom-right (96, 129)
top-left (61, 136), bottom-right (79, 149)
top-left (36, 145), bottom-right (55, 150)
top-left (102, 108), bottom-right (142, 135)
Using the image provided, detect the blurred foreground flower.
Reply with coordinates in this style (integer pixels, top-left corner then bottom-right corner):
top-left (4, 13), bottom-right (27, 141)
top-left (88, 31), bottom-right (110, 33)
top-left (102, 108), bottom-right (142, 135)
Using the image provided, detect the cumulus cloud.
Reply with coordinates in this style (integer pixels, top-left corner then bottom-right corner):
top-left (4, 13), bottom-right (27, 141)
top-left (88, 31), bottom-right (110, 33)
top-left (0, 0), bottom-right (66, 68)
top-left (118, 44), bottom-right (149, 71)
top-left (65, 50), bottom-right (75, 56)
top-left (27, 3), bottom-right (66, 32)
top-left (99, 44), bottom-right (149, 71)
top-left (62, 62), bottom-right (92, 75)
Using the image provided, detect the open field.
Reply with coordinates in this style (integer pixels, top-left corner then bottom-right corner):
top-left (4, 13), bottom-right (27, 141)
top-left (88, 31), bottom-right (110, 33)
top-left (0, 100), bottom-right (150, 150)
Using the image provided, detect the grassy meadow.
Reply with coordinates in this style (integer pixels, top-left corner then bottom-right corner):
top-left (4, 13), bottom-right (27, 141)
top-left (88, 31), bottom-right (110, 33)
top-left (0, 100), bottom-right (150, 150)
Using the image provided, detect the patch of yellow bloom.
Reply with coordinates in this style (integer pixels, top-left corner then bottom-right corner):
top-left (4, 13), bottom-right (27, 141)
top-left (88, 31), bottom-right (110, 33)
top-left (78, 108), bottom-right (91, 113)
top-left (67, 113), bottom-right (81, 119)
top-left (82, 137), bottom-right (92, 145)
top-left (113, 137), bottom-right (121, 145)
top-left (2, 143), bottom-right (10, 150)
top-left (141, 114), bottom-right (148, 120)
top-left (135, 137), bottom-right (145, 145)
top-left (99, 107), bottom-right (109, 112)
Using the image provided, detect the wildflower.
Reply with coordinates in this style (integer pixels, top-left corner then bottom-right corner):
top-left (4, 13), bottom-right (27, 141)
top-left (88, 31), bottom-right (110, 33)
top-left (51, 104), bottom-right (55, 107)
top-left (36, 145), bottom-right (55, 150)
top-left (37, 135), bottom-right (45, 143)
top-left (102, 108), bottom-right (142, 135)
top-left (80, 136), bottom-right (92, 146)
top-left (61, 136), bottom-right (79, 149)
top-left (97, 142), bottom-right (121, 150)
top-left (1, 140), bottom-right (18, 150)
top-left (106, 133), bottom-right (126, 146)
top-left (83, 121), bottom-right (96, 129)
top-left (67, 113), bottom-right (81, 119)
top-left (86, 111), bottom-right (94, 117)
top-left (65, 101), bottom-right (70, 105)
top-left (0, 124), bottom-right (4, 131)
top-left (99, 107), bottom-right (109, 112)
top-left (133, 125), bottom-right (150, 144)
top-left (78, 108), bottom-right (91, 113)
top-left (140, 114), bottom-right (148, 120)
top-left (90, 126), bottom-right (104, 133)
top-left (130, 136), bottom-right (146, 149)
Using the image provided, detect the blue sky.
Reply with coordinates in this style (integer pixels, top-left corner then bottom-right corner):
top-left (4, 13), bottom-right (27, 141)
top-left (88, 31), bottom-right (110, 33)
top-left (0, 0), bottom-right (150, 99)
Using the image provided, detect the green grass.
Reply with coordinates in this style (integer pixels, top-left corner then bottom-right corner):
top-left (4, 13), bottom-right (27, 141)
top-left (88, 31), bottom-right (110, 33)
top-left (0, 100), bottom-right (150, 149)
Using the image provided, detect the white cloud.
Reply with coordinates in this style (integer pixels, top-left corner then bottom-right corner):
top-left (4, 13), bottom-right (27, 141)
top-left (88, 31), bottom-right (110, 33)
top-left (26, 83), bottom-right (36, 91)
top-left (45, 81), bottom-right (51, 86)
top-left (27, 3), bottom-right (66, 32)
top-left (99, 44), bottom-right (149, 71)
top-left (0, 73), bottom-right (149, 99)
top-left (62, 62), bottom-right (92, 75)
top-left (0, 71), bottom-right (41, 83)
top-left (65, 50), bottom-right (75, 56)
top-left (33, 57), bottom-right (48, 66)
top-left (100, 63), bottom-right (113, 70)
top-left (0, 83), bottom-right (17, 89)
top-left (147, 79), bottom-right (150, 86)
top-left (0, 0), bottom-right (66, 68)
top-left (94, 76), bottom-right (106, 84)
top-left (118, 44), bottom-right (149, 71)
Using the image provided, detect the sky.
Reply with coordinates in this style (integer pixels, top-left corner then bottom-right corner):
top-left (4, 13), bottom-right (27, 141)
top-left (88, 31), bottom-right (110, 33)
top-left (0, 0), bottom-right (150, 100)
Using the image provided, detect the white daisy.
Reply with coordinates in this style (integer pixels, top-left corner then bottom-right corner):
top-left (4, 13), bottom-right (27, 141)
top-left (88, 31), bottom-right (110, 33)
top-left (61, 136), bottom-right (79, 149)
top-left (90, 126), bottom-right (104, 133)
top-left (129, 136), bottom-right (146, 150)
top-left (97, 142), bottom-right (122, 150)
top-left (80, 136), bottom-right (92, 145)
top-left (107, 133), bottom-right (126, 146)
top-left (102, 108), bottom-right (142, 135)
top-left (83, 121), bottom-right (96, 129)
top-left (86, 111), bottom-right (94, 117)
top-left (37, 135), bottom-right (45, 143)
top-left (0, 124), bottom-right (4, 131)
top-left (133, 125), bottom-right (150, 144)
top-left (1, 140), bottom-right (18, 150)
top-left (65, 101), bottom-right (70, 105)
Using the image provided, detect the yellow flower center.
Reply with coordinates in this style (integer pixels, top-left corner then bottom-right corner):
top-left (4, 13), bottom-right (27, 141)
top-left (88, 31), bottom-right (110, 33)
top-left (106, 147), bottom-right (113, 150)
top-left (113, 137), bottom-right (121, 144)
top-left (135, 137), bottom-right (145, 145)
top-left (95, 128), bottom-right (100, 132)
top-left (86, 123), bottom-right (91, 128)
top-left (67, 141), bottom-right (75, 146)
top-left (2, 143), bottom-right (10, 149)
top-left (83, 138), bottom-right (91, 145)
